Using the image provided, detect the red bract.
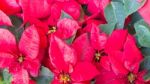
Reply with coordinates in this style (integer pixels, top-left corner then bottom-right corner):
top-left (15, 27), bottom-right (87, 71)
top-left (55, 18), bottom-right (80, 39)
top-left (97, 29), bottom-right (146, 84)
top-left (138, 0), bottom-right (150, 25)
top-left (62, 1), bottom-right (81, 20)
top-left (0, 25), bottom-right (40, 84)
top-left (47, 2), bottom-right (62, 26)
top-left (0, 10), bottom-right (12, 26)
top-left (77, 0), bottom-right (89, 4)
top-left (87, 0), bottom-right (110, 15)
top-left (20, 0), bottom-right (51, 23)
top-left (48, 35), bottom-right (99, 84)
top-left (0, 0), bottom-right (21, 15)
top-left (105, 29), bottom-right (128, 52)
top-left (72, 33), bottom-right (95, 62)
top-left (89, 24), bottom-right (107, 50)
top-left (85, 19), bottom-right (106, 26)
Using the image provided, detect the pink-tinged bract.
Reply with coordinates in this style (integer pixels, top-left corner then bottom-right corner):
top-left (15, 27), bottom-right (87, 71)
top-left (55, 18), bottom-right (80, 39)
top-left (19, 25), bottom-right (40, 59)
top-left (139, 0), bottom-right (150, 25)
top-left (0, 10), bottom-right (12, 26)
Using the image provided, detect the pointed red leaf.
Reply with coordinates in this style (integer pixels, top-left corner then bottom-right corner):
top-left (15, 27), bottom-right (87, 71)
top-left (105, 30), bottom-right (128, 52)
top-left (47, 2), bottom-right (61, 25)
top-left (28, 18), bottom-right (49, 48)
top-left (0, 10), bottom-right (12, 26)
top-left (55, 18), bottom-right (80, 39)
top-left (0, 29), bottom-right (17, 53)
top-left (77, 0), bottom-right (89, 4)
top-left (9, 62), bottom-right (22, 74)
top-left (96, 56), bottom-right (111, 71)
top-left (72, 33), bottom-right (95, 62)
top-left (20, 0), bottom-right (50, 22)
top-left (123, 35), bottom-right (143, 72)
top-left (63, 1), bottom-right (81, 20)
top-left (19, 25), bottom-right (40, 59)
top-left (0, 0), bottom-right (21, 15)
top-left (11, 68), bottom-right (29, 84)
top-left (0, 53), bottom-right (14, 68)
top-left (87, 0), bottom-right (110, 15)
top-left (49, 35), bottom-right (77, 72)
top-left (71, 62), bottom-right (99, 82)
top-left (90, 24), bottom-right (107, 50)
top-left (23, 58), bottom-right (40, 77)
top-left (109, 51), bottom-right (128, 75)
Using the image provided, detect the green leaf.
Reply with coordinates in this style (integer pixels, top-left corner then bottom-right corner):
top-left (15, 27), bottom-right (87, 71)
top-left (140, 56), bottom-right (150, 71)
top-left (104, 2), bottom-right (126, 28)
top-left (112, 0), bottom-right (146, 16)
top-left (8, 16), bottom-right (24, 42)
top-left (122, 0), bottom-right (146, 16)
top-left (60, 11), bottom-right (72, 19)
top-left (35, 66), bottom-right (53, 84)
top-left (131, 12), bottom-right (143, 24)
top-left (112, 0), bottom-right (123, 2)
top-left (102, 0), bottom-right (146, 34)
top-left (134, 20), bottom-right (150, 48)
top-left (65, 33), bottom-right (76, 44)
top-left (100, 23), bottom-right (116, 34)
top-left (141, 47), bottom-right (150, 57)
top-left (2, 69), bottom-right (12, 84)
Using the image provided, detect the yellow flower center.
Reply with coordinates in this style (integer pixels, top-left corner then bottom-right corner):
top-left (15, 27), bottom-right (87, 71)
top-left (95, 52), bottom-right (101, 62)
top-left (59, 73), bottom-right (71, 84)
top-left (18, 55), bottom-right (24, 63)
top-left (128, 73), bottom-right (136, 84)
top-left (47, 26), bottom-right (56, 34)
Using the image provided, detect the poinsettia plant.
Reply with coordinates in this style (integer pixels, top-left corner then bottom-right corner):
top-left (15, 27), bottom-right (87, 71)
top-left (1, 0), bottom-right (150, 84)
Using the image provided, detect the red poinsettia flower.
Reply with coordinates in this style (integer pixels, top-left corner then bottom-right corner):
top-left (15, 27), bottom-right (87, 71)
top-left (138, 0), bottom-right (150, 25)
top-left (96, 29), bottom-right (147, 84)
top-left (0, 10), bottom-right (12, 26)
top-left (28, 17), bottom-right (80, 65)
top-left (0, 25), bottom-right (40, 84)
top-left (0, 0), bottom-right (21, 15)
top-left (72, 23), bottom-right (108, 70)
top-left (48, 35), bottom-right (99, 84)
